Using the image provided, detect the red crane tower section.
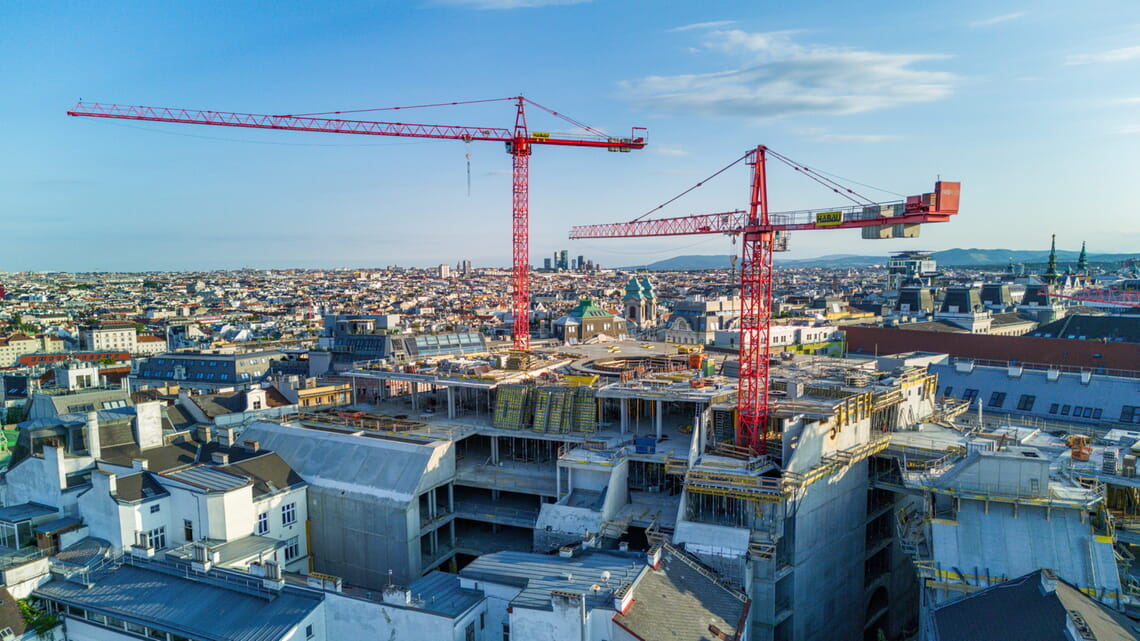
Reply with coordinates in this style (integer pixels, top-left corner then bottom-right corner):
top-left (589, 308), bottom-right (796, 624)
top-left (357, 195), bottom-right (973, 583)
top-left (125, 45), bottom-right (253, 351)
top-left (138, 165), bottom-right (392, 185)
top-left (570, 145), bottom-right (960, 453)
top-left (67, 97), bottom-right (647, 350)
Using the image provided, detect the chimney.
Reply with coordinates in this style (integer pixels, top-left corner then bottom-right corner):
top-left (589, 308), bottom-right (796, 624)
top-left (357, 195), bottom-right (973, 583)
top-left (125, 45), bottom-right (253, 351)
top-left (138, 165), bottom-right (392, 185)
top-left (382, 585), bottom-right (412, 605)
top-left (197, 425), bottom-right (212, 444)
top-left (243, 440), bottom-right (260, 454)
top-left (93, 469), bottom-right (118, 498)
top-left (211, 452), bottom-right (230, 466)
top-left (132, 458), bottom-right (149, 472)
top-left (613, 582), bottom-right (634, 614)
top-left (1041, 568), bottom-right (1058, 594)
top-left (85, 411), bottom-right (102, 460)
top-left (647, 545), bottom-right (663, 570)
top-left (217, 427), bottom-right (234, 447)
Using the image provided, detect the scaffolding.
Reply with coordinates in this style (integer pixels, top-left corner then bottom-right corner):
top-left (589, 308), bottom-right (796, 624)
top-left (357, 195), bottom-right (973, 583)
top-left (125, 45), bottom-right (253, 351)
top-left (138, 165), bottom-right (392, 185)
top-left (494, 384), bottom-right (597, 433)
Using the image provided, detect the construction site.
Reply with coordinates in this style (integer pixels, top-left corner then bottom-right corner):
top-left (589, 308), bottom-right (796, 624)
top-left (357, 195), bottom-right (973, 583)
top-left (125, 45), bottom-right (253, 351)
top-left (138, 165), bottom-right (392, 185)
top-left (234, 343), bottom-right (951, 641)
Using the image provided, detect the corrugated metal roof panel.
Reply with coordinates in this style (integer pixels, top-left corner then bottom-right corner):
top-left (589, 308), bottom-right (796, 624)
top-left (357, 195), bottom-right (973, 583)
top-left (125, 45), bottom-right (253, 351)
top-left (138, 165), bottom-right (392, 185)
top-left (34, 564), bottom-right (321, 641)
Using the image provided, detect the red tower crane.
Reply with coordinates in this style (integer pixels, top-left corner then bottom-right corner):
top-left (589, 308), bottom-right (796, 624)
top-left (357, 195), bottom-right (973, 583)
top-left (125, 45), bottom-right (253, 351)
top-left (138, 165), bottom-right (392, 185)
top-left (570, 145), bottom-right (960, 453)
top-left (67, 97), bottom-right (647, 349)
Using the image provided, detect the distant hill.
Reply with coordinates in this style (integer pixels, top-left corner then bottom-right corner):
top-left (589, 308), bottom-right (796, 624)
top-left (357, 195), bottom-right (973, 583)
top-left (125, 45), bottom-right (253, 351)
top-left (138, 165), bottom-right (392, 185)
top-left (620, 249), bottom-right (1140, 271)
top-left (619, 255), bottom-right (735, 271)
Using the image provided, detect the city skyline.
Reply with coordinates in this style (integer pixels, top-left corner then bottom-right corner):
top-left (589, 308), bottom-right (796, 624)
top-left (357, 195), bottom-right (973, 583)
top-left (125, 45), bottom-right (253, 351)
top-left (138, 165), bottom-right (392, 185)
top-left (4, 1), bottom-right (1140, 271)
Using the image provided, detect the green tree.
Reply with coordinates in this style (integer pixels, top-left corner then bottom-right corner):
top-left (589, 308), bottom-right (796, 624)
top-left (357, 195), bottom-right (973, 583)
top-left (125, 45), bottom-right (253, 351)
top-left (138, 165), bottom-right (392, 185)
top-left (18, 598), bottom-right (59, 636)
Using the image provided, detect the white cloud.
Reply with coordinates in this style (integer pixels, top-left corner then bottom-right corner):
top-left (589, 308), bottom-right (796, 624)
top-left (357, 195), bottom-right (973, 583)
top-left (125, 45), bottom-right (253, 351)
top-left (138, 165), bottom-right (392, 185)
top-left (794, 127), bottom-right (898, 143)
top-left (1118, 124), bottom-right (1140, 135)
top-left (1066, 45), bottom-right (1140, 66)
top-left (970, 12), bottom-right (1026, 28)
top-left (668, 20), bottom-right (736, 33)
top-left (433, 0), bottom-right (589, 8)
top-left (621, 30), bottom-right (954, 119)
top-left (815, 133), bottom-right (900, 144)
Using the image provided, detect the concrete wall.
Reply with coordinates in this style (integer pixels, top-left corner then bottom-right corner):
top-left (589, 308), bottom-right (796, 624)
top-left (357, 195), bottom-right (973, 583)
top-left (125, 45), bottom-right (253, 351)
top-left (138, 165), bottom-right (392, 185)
top-left (601, 460), bottom-right (629, 521)
top-left (4, 448), bottom-right (65, 508)
top-left (789, 458), bottom-right (869, 641)
top-left (77, 472), bottom-right (133, 550)
top-left (306, 486), bottom-right (416, 588)
top-left (952, 451), bottom-right (1050, 496)
top-left (323, 592), bottom-right (470, 641)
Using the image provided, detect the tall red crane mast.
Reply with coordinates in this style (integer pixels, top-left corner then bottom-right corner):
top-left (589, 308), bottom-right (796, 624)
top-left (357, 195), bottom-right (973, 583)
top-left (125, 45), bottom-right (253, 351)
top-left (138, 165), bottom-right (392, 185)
top-left (67, 97), bottom-right (647, 350)
top-left (570, 145), bottom-right (960, 453)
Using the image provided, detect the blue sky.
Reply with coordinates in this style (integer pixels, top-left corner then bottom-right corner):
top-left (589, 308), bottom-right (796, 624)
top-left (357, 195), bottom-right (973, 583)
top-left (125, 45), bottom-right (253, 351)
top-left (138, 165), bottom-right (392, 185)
top-left (3, 0), bottom-right (1139, 271)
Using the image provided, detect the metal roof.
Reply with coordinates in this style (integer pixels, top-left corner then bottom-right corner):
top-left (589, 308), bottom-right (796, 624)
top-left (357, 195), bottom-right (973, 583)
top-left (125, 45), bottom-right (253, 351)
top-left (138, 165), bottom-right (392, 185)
top-left (162, 465), bottom-right (251, 492)
top-left (34, 563), bottom-right (322, 641)
top-left (0, 502), bottom-right (57, 523)
top-left (407, 571), bottom-right (483, 619)
top-left (460, 550), bottom-right (644, 611)
top-left (241, 422), bottom-right (439, 506)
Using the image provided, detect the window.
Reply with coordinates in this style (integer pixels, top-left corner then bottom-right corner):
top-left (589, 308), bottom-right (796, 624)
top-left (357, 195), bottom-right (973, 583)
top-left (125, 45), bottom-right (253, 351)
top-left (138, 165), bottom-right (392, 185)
top-left (988, 392), bottom-right (1006, 408)
top-left (962, 389), bottom-right (979, 403)
top-left (503, 623), bottom-right (510, 641)
top-left (145, 526), bottom-right (166, 550)
top-left (284, 536), bottom-right (300, 562)
top-left (282, 503), bottom-right (297, 526)
top-left (1017, 395), bottom-right (1036, 411)
top-left (253, 400), bottom-right (262, 410)
top-left (184, 519), bottom-right (194, 541)
top-left (257, 512), bottom-right (269, 535)
top-left (1093, 408), bottom-right (1103, 419)
top-left (943, 386), bottom-right (952, 397)
top-left (306, 625), bottom-right (314, 639)
top-left (1061, 405), bottom-right (1071, 416)
top-left (1083, 407), bottom-right (1094, 418)
top-left (1122, 406), bottom-right (1140, 424)
top-left (1074, 406), bottom-right (1083, 416)
top-left (149, 504), bottom-right (161, 514)
top-left (466, 622), bottom-right (476, 641)
top-left (1048, 403), bottom-right (1059, 415)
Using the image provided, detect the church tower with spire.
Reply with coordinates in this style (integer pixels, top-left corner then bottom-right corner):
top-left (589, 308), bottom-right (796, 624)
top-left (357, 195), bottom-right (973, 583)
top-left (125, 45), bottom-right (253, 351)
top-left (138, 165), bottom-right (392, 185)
top-left (1077, 241), bottom-right (1089, 274)
top-left (1043, 234), bottom-right (1060, 285)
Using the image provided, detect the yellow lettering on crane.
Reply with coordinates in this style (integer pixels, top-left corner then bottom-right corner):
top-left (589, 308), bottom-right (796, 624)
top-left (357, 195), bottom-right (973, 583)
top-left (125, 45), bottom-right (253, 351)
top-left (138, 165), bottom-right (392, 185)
top-left (815, 211), bottom-right (844, 226)
top-left (531, 132), bottom-right (551, 140)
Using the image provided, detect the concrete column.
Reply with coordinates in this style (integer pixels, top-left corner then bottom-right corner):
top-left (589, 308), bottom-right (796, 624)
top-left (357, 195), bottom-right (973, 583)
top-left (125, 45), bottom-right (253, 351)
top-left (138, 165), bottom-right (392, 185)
top-left (491, 437), bottom-right (500, 465)
top-left (410, 383), bottom-right (417, 410)
top-left (447, 387), bottom-right (456, 419)
top-left (448, 484), bottom-right (454, 512)
top-left (620, 399), bottom-right (629, 434)
top-left (428, 490), bottom-right (436, 519)
top-left (655, 400), bottom-right (663, 440)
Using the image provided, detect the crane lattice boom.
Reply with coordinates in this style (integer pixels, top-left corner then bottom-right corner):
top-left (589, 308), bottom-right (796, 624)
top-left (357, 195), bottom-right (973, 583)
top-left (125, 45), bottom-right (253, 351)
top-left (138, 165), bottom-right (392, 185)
top-left (68, 97), bottom-right (647, 349)
top-left (570, 145), bottom-right (960, 453)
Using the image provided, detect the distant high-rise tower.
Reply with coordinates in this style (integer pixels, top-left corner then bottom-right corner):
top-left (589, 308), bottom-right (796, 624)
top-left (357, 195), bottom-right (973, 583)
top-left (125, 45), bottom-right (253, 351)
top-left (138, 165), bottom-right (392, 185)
top-left (1043, 234), bottom-right (1060, 285)
top-left (577, 255), bottom-right (585, 272)
top-left (557, 250), bottom-right (569, 271)
top-left (543, 258), bottom-right (552, 271)
top-left (438, 264), bottom-right (451, 279)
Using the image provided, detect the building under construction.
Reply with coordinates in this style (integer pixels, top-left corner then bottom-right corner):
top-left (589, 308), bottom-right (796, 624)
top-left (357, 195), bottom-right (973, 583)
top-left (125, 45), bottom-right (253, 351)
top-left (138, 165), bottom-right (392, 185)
top-left (236, 343), bottom-right (948, 641)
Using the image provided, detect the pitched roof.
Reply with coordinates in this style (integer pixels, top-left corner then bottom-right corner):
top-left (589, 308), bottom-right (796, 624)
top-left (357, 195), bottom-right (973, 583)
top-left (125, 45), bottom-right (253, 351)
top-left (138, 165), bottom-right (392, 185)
top-left (222, 452), bottom-right (304, 497)
top-left (614, 546), bottom-right (750, 641)
top-left (1030, 314), bottom-right (1140, 343)
top-left (930, 569), bottom-right (1140, 641)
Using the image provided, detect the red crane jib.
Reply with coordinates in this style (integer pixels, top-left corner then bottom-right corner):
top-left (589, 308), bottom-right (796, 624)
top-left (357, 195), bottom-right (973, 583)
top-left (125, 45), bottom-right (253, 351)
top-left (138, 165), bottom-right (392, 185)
top-left (67, 98), bottom-right (647, 351)
top-left (569, 146), bottom-right (959, 455)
